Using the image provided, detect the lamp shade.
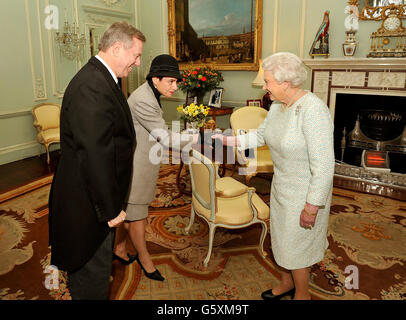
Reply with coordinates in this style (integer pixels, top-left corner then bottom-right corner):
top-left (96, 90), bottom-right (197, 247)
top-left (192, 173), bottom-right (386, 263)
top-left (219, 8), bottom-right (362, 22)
top-left (252, 59), bottom-right (264, 87)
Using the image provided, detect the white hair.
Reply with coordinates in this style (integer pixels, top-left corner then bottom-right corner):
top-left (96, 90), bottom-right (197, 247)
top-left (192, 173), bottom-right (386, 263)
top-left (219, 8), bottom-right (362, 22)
top-left (262, 52), bottom-right (307, 87)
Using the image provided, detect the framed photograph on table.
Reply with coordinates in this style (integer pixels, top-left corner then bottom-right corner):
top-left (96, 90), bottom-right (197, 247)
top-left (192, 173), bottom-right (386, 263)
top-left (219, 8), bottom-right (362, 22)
top-left (247, 99), bottom-right (262, 107)
top-left (185, 90), bottom-right (198, 105)
top-left (208, 88), bottom-right (224, 108)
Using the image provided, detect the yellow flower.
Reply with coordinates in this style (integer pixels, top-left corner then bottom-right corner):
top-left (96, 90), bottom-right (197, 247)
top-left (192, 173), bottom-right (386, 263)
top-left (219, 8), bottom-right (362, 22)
top-left (178, 102), bottom-right (210, 123)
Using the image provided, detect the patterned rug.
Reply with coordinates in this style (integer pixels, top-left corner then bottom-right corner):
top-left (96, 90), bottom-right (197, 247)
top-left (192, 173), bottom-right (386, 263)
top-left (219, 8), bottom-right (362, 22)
top-left (1, 164), bottom-right (405, 300)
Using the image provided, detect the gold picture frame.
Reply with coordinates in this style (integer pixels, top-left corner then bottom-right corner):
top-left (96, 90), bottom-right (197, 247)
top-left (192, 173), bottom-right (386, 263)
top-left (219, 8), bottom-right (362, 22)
top-left (167, 0), bottom-right (263, 71)
top-left (358, 0), bottom-right (406, 20)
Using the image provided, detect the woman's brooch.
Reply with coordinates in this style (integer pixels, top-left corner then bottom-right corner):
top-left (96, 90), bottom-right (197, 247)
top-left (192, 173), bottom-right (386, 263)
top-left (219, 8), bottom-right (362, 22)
top-left (295, 105), bottom-right (302, 116)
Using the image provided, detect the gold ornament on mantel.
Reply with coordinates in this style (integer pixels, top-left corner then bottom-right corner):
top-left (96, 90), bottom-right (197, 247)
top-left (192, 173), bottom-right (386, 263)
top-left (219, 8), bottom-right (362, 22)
top-left (358, 1), bottom-right (406, 58)
top-left (367, 7), bottom-right (406, 57)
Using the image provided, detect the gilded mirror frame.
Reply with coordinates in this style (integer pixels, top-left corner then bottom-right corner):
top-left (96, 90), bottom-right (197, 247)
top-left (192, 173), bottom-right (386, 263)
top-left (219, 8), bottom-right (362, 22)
top-left (358, 0), bottom-right (406, 20)
top-left (167, 0), bottom-right (263, 71)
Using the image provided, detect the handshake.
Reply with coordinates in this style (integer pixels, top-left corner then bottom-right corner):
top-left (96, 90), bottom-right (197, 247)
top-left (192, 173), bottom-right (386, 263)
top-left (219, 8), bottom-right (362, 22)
top-left (195, 128), bottom-right (240, 150)
top-left (197, 129), bottom-right (225, 149)
top-left (187, 128), bottom-right (240, 151)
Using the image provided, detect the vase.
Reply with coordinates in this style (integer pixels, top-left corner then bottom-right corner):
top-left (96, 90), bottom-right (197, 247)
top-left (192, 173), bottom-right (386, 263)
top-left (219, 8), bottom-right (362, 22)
top-left (186, 121), bottom-right (199, 133)
top-left (343, 31), bottom-right (357, 56)
top-left (186, 119), bottom-right (206, 134)
top-left (187, 90), bottom-right (206, 105)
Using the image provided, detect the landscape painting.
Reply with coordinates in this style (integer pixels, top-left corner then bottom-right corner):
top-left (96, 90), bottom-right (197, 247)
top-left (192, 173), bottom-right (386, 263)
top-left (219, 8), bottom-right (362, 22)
top-left (168, 0), bottom-right (263, 70)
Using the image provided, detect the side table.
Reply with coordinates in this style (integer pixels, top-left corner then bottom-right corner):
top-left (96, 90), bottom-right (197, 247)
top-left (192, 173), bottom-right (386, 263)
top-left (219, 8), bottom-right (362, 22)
top-left (208, 106), bottom-right (234, 122)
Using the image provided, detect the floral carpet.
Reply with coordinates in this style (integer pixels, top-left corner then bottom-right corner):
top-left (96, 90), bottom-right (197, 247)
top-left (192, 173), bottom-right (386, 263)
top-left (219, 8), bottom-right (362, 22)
top-left (0, 164), bottom-right (405, 300)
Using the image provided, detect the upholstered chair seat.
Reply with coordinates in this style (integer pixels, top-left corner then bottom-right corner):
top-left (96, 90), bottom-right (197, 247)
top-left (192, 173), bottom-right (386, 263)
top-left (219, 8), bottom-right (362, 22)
top-left (193, 177), bottom-right (269, 225)
top-left (36, 128), bottom-right (60, 145)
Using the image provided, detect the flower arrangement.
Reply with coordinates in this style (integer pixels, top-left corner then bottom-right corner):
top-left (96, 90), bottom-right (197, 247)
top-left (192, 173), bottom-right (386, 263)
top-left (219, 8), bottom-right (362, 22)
top-left (178, 66), bottom-right (224, 93)
top-left (177, 103), bottom-right (210, 128)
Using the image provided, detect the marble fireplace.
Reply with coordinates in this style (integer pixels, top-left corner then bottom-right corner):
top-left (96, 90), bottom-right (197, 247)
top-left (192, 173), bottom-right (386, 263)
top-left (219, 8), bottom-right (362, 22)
top-left (304, 58), bottom-right (406, 200)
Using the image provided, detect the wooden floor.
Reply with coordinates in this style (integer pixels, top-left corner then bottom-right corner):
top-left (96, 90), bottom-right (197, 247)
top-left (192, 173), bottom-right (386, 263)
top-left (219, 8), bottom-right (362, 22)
top-left (0, 151), bottom-right (59, 194)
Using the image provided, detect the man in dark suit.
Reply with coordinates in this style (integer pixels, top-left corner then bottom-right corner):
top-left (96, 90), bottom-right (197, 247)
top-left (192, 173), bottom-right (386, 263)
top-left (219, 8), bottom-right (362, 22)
top-left (48, 22), bottom-right (146, 300)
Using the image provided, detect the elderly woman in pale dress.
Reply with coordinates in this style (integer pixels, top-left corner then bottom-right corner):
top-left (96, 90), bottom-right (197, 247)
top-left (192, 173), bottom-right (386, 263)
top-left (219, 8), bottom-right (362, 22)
top-left (214, 52), bottom-right (335, 300)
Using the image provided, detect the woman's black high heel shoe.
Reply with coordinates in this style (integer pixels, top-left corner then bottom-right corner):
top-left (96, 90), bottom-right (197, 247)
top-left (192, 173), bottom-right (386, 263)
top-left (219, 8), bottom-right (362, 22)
top-left (135, 254), bottom-right (165, 281)
top-left (261, 288), bottom-right (295, 300)
top-left (113, 253), bottom-right (137, 265)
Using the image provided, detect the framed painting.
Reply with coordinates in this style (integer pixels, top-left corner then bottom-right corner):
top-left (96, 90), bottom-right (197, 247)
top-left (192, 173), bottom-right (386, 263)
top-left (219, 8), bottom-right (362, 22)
top-left (167, 0), bottom-right (263, 71)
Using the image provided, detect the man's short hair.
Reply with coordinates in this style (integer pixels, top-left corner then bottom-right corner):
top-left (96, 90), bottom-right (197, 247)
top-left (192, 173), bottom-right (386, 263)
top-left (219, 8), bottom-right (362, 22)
top-left (98, 21), bottom-right (146, 51)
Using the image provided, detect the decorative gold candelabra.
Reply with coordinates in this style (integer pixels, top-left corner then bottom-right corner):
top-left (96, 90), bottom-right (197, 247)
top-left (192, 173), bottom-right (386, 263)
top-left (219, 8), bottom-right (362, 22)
top-left (55, 19), bottom-right (86, 61)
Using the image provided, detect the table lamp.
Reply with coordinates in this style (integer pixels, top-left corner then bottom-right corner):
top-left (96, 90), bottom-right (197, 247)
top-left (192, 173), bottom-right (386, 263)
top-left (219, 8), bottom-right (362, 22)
top-left (252, 60), bottom-right (272, 110)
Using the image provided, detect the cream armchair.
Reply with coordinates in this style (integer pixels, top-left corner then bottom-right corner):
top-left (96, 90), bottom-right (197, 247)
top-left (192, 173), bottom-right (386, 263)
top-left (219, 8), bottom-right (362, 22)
top-left (185, 149), bottom-right (270, 267)
top-left (230, 106), bottom-right (274, 186)
top-left (32, 103), bottom-right (61, 164)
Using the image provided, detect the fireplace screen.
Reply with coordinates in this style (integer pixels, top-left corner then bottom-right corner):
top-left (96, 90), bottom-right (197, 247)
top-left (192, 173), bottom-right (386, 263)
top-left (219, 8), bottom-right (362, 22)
top-left (334, 93), bottom-right (406, 174)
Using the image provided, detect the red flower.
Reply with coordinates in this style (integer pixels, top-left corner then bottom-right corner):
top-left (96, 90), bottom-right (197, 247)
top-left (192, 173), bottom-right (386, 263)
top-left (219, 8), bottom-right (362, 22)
top-left (179, 66), bottom-right (223, 93)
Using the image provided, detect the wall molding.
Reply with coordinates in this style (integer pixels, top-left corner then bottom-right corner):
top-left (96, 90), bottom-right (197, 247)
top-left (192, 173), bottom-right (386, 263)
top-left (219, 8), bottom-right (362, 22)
top-left (0, 140), bottom-right (43, 166)
top-left (25, 0), bottom-right (48, 101)
top-left (98, 0), bottom-right (125, 7)
top-left (82, 4), bottom-right (132, 19)
top-left (0, 108), bottom-right (33, 119)
top-left (272, 0), bottom-right (278, 53)
top-left (160, 0), bottom-right (167, 53)
top-left (0, 140), bottom-right (39, 155)
top-left (299, 0), bottom-right (306, 59)
top-left (134, 0), bottom-right (142, 88)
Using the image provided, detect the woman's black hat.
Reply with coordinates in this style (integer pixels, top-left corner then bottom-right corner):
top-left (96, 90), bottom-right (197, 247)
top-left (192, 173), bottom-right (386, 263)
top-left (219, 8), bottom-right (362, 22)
top-left (146, 54), bottom-right (182, 80)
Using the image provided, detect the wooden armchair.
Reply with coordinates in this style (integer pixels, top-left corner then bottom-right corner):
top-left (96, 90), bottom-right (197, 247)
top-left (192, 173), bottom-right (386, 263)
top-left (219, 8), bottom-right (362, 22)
top-left (32, 103), bottom-right (61, 164)
top-left (185, 149), bottom-right (269, 267)
top-left (230, 106), bottom-right (274, 186)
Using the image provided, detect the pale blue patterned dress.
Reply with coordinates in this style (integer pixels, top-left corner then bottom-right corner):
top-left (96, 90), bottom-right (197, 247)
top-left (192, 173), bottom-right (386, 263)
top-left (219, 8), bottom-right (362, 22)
top-left (238, 91), bottom-right (335, 269)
